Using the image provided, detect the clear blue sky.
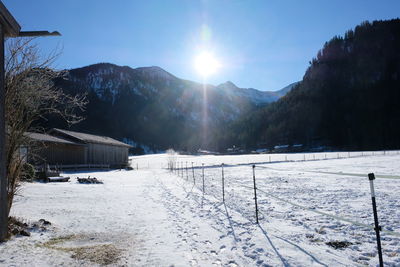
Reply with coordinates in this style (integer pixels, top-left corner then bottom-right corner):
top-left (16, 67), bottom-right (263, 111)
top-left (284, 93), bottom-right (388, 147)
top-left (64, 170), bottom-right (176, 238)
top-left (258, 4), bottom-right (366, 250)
top-left (3, 0), bottom-right (400, 91)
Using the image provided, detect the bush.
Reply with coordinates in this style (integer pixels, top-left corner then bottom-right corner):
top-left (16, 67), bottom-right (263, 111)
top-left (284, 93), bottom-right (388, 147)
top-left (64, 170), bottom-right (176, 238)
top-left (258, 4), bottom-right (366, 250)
top-left (20, 163), bottom-right (36, 182)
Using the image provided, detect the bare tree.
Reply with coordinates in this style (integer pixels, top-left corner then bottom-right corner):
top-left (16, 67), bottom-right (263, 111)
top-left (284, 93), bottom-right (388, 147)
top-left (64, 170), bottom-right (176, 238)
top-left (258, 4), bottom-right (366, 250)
top-left (4, 38), bottom-right (86, 215)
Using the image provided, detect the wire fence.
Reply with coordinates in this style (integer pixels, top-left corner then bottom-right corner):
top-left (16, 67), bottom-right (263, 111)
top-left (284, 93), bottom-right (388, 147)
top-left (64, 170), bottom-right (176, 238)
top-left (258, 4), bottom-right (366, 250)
top-left (169, 157), bottom-right (400, 266)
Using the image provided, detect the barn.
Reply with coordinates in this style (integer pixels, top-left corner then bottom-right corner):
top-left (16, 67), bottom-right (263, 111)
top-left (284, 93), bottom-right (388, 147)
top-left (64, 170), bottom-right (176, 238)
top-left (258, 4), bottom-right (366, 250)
top-left (26, 128), bottom-right (132, 168)
top-left (26, 132), bottom-right (86, 165)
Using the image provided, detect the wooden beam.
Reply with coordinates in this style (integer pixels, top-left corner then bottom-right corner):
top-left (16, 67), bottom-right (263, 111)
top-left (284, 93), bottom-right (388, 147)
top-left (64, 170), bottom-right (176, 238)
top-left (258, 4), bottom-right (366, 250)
top-left (0, 1), bottom-right (20, 37)
top-left (0, 23), bottom-right (7, 241)
top-left (19, 31), bottom-right (61, 37)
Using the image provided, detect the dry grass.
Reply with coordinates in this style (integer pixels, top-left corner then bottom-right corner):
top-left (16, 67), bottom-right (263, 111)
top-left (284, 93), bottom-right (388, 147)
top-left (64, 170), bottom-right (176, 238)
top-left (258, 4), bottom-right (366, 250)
top-left (40, 234), bottom-right (123, 265)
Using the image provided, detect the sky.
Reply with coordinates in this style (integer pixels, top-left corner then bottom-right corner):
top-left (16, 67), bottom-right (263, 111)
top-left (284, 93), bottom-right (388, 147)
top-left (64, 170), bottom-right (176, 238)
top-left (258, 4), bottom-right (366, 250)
top-left (3, 0), bottom-right (400, 91)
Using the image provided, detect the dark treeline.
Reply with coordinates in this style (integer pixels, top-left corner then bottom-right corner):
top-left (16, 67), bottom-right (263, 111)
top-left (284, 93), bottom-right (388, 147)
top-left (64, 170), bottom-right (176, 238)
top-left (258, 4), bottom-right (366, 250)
top-left (228, 19), bottom-right (400, 151)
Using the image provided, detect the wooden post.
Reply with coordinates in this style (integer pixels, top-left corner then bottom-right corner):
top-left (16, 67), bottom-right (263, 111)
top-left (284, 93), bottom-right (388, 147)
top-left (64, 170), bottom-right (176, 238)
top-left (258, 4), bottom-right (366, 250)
top-left (202, 163), bottom-right (205, 193)
top-left (368, 173), bottom-right (383, 267)
top-left (221, 163), bottom-right (225, 202)
top-left (252, 165), bottom-right (259, 224)
top-left (0, 24), bottom-right (6, 241)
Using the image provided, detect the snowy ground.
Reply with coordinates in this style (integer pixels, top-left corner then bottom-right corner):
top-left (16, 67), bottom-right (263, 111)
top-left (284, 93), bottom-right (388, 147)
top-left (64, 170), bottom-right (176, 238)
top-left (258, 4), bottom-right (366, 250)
top-left (1, 151), bottom-right (400, 266)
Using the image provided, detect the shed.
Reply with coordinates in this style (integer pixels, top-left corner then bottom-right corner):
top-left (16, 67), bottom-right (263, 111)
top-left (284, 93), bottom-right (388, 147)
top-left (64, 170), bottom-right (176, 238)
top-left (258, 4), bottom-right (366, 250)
top-left (49, 128), bottom-right (132, 168)
top-left (25, 132), bottom-right (85, 165)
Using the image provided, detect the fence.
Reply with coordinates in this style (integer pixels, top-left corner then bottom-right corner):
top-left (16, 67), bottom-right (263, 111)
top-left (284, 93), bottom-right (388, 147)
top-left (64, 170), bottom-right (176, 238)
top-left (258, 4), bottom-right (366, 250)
top-left (169, 157), bottom-right (400, 267)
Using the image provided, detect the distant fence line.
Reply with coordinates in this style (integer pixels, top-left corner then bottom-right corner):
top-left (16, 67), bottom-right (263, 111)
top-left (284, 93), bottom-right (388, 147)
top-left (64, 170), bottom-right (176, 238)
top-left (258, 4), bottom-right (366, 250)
top-left (172, 149), bottom-right (400, 171)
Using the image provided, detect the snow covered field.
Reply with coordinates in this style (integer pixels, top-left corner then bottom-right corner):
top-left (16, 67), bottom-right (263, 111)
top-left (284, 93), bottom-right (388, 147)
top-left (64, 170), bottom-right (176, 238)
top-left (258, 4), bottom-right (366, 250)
top-left (1, 151), bottom-right (400, 266)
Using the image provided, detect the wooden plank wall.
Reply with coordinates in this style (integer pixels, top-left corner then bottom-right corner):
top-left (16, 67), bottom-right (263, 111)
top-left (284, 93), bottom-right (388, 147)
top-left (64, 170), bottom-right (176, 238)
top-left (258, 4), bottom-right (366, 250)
top-left (31, 143), bottom-right (86, 165)
top-left (87, 143), bottom-right (128, 166)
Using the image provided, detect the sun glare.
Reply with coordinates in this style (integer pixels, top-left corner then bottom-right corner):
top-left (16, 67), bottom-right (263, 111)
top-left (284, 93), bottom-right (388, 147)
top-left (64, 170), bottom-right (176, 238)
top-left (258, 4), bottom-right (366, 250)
top-left (194, 51), bottom-right (220, 77)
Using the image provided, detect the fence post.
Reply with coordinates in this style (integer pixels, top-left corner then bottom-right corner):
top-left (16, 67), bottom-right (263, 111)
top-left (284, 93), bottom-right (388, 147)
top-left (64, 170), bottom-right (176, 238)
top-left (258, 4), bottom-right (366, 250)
top-left (269, 156), bottom-right (271, 163)
top-left (221, 163), bottom-right (225, 202)
top-left (252, 165), bottom-right (259, 224)
top-left (368, 173), bottom-right (383, 267)
top-left (136, 163), bottom-right (138, 170)
top-left (186, 162), bottom-right (188, 180)
top-left (202, 163), bottom-right (205, 193)
top-left (192, 162), bottom-right (195, 185)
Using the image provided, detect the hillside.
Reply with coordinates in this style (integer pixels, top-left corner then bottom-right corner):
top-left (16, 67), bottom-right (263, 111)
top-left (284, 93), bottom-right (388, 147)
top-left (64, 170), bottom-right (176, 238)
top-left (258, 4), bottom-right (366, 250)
top-left (233, 19), bottom-right (400, 151)
top-left (44, 63), bottom-right (288, 152)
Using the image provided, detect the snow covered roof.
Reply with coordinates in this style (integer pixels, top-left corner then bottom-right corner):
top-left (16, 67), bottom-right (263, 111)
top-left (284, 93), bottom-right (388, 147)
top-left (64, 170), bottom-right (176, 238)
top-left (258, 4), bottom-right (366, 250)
top-left (50, 128), bottom-right (132, 148)
top-left (25, 132), bottom-right (82, 146)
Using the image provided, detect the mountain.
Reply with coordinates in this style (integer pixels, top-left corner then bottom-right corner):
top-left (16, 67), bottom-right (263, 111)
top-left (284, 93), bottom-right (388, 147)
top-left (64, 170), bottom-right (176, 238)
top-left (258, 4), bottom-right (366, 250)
top-left (274, 81), bottom-right (300, 97)
top-left (45, 63), bottom-right (291, 152)
top-left (232, 19), bottom-right (400, 151)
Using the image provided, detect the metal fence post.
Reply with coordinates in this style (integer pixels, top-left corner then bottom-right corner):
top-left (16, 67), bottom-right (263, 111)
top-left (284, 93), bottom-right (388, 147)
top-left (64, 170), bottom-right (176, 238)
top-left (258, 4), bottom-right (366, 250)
top-left (202, 163), bottom-right (205, 193)
top-left (221, 163), bottom-right (225, 202)
top-left (253, 165), bottom-right (259, 224)
top-left (368, 173), bottom-right (383, 267)
top-left (192, 162), bottom-right (195, 185)
top-left (186, 161), bottom-right (188, 180)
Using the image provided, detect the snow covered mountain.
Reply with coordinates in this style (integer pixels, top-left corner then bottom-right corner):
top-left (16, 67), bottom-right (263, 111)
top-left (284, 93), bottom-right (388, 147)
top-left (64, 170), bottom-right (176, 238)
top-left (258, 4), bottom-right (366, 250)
top-left (52, 63), bottom-right (293, 151)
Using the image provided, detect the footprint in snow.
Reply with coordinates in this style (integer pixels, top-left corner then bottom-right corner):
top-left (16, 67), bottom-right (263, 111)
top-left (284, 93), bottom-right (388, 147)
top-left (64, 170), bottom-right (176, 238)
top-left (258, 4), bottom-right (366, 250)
top-left (255, 248), bottom-right (264, 253)
top-left (228, 260), bottom-right (239, 267)
top-left (212, 259), bottom-right (222, 266)
top-left (210, 250), bottom-right (218, 256)
top-left (189, 259), bottom-right (198, 266)
top-left (219, 245), bottom-right (226, 252)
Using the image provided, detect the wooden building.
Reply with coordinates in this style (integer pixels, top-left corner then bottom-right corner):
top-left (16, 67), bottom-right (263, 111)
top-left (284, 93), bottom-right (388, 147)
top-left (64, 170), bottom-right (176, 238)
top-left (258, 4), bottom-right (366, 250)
top-left (26, 132), bottom-right (85, 165)
top-left (27, 129), bottom-right (132, 168)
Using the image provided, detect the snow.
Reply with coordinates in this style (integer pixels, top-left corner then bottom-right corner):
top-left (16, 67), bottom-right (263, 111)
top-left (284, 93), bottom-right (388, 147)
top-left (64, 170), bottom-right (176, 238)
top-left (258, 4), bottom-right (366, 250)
top-left (1, 151), bottom-right (400, 266)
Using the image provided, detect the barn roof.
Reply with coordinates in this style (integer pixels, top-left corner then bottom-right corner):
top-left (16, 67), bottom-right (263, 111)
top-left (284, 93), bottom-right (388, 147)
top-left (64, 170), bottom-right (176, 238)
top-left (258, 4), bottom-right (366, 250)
top-left (50, 128), bottom-right (132, 148)
top-left (25, 132), bottom-right (82, 146)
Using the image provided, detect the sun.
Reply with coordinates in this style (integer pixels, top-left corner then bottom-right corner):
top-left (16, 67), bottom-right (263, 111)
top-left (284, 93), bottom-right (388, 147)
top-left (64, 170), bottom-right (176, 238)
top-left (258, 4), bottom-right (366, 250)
top-left (194, 51), bottom-right (220, 77)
